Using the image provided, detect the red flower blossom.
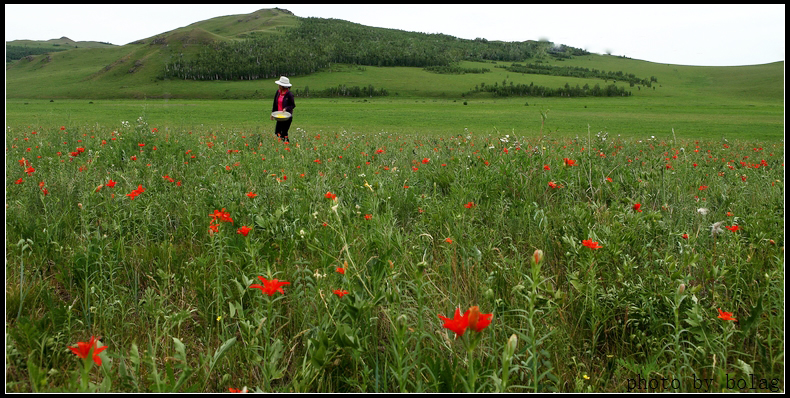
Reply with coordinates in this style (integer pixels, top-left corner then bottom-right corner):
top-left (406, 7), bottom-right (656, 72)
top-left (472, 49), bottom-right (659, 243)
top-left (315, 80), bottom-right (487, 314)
top-left (237, 226), bottom-right (252, 236)
top-left (325, 191), bottom-right (337, 200)
top-left (364, 214), bottom-right (372, 220)
top-left (699, 185), bottom-right (708, 190)
top-left (582, 239), bottom-right (603, 250)
top-left (439, 308), bottom-right (469, 338)
top-left (563, 158), bottom-right (576, 166)
top-left (250, 277), bottom-right (290, 296)
top-left (717, 308), bottom-right (736, 322)
top-left (126, 185), bottom-right (145, 200)
top-left (438, 306), bottom-right (493, 339)
top-left (725, 225), bottom-right (740, 232)
top-left (68, 336), bottom-right (108, 366)
top-left (25, 166), bottom-right (35, 176)
top-left (633, 203), bottom-right (642, 212)
top-left (464, 202), bottom-right (476, 209)
top-left (246, 192), bottom-right (257, 198)
top-left (333, 289), bottom-right (350, 298)
top-left (336, 267), bottom-right (345, 274)
top-left (106, 179), bottom-right (117, 188)
top-left (682, 233), bottom-right (689, 239)
top-left (548, 181), bottom-right (558, 189)
top-left (543, 164), bottom-right (551, 171)
top-left (15, 178), bottom-right (23, 184)
top-left (422, 158), bottom-right (430, 164)
top-left (209, 208), bottom-right (234, 224)
top-left (445, 238), bottom-right (453, 244)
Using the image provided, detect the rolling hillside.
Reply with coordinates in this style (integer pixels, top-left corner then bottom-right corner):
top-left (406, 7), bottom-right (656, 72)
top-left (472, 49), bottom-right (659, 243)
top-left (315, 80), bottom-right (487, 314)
top-left (5, 8), bottom-right (784, 105)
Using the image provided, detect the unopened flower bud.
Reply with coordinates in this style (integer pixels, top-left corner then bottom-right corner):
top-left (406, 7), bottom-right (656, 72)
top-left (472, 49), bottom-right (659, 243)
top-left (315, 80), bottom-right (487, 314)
top-left (533, 249), bottom-right (544, 265)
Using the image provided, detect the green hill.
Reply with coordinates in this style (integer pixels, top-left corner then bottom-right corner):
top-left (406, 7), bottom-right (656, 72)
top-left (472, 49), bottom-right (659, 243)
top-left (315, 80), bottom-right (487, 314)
top-left (5, 8), bottom-right (784, 106)
top-left (6, 36), bottom-right (116, 63)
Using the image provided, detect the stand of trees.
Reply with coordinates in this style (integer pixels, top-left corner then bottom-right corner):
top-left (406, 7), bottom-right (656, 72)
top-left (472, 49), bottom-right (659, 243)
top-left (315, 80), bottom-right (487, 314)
top-left (501, 63), bottom-right (656, 87)
top-left (423, 65), bottom-right (491, 74)
top-left (292, 84), bottom-right (388, 98)
top-left (161, 18), bottom-right (589, 81)
top-left (6, 46), bottom-right (68, 63)
top-left (466, 81), bottom-right (631, 98)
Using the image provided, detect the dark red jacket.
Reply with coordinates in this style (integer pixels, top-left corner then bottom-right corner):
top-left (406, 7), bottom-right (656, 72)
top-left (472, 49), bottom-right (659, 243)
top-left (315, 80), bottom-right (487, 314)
top-left (272, 90), bottom-right (296, 115)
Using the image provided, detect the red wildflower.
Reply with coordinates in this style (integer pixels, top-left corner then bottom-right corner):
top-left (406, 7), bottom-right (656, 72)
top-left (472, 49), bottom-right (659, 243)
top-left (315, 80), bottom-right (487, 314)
top-left (15, 178), bottom-right (23, 184)
top-left (582, 239), bottom-right (603, 250)
top-left (682, 233), bottom-right (689, 239)
top-left (246, 192), bottom-right (257, 198)
top-left (563, 158), bottom-right (576, 166)
top-left (364, 214), bottom-right (372, 220)
top-left (126, 185), bottom-right (145, 200)
top-left (725, 225), bottom-right (740, 232)
top-left (325, 192), bottom-right (337, 200)
top-left (336, 267), bottom-right (345, 274)
top-left (438, 308), bottom-right (469, 338)
top-left (633, 203), bottom-right (642, 212)
top-left (445, 238), bottom-right (453, 244)
top-left (543, 164), bottom-right (551, 171)
top-left (250, 277), bottom-right (290, 296)
top-left (68, 336), bottom-right (108, 366)
top-left (333, 289), bottom-right (350, 298)
top-left (548, 181), bottom-right (558, 189)
top-left (422, 158), bottom-right (430, 164)
top-left (237, 226), bottom-right (252, 236)
top-left (699, 185), bottom-right (708, 190)
top-left (464, 202), bottom-right (476, 209)
top-left (438, 306), bottom-right (493, 339)
top-left (106, 179), bottom-right (117, 188)
top-left (467, 306), bottom-right (493, 333)
top-left (25, 166), bottom-right (35, 176)
top-left (209, 208), bottom-right (234, 224)
top-left (717, 308), bottom-right (736, 322)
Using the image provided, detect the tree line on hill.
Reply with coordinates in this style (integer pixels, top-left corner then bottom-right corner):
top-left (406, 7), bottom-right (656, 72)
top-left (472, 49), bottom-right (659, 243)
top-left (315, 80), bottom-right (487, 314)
top-left (465, 81), bottom-right (631, 98)
top-left (161, 17), bottom-right (589, 81)
top-left (6, 46), bottom-right (68, 63)
top-left (500, 62), bottom-right (657, 87)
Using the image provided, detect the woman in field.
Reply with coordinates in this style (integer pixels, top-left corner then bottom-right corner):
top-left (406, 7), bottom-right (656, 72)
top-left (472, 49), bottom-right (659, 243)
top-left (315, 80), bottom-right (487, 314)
top-left (270, 76), bottom-right (295, 143)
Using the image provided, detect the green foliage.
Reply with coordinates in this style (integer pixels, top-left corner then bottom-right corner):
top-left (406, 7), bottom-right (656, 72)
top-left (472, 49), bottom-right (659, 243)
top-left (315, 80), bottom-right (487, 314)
top-left (6, 46), bottom-right (69, 63)
top-left (502, 62), bottom-right (655, 87)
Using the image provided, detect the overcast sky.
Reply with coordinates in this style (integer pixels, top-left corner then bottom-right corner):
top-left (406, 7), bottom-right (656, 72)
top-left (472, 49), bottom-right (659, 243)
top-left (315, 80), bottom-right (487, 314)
top-left (5, 4), bottom-right (785, 66)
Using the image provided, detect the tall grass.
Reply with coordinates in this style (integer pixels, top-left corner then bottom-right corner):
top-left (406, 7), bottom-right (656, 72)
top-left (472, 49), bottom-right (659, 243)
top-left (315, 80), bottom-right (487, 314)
top-left (5, 119), bottom-right (784, 392)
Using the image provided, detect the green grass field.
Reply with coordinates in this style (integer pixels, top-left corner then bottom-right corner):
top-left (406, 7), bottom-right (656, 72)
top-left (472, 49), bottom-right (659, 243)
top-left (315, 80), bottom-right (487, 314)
top-left (5, 94), bottom-right (784, 142)
top-left (4, 111), bottom-right (785, 392)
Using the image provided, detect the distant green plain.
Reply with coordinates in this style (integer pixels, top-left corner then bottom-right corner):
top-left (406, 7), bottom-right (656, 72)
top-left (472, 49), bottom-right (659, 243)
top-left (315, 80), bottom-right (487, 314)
top-left (5, 95), bottom-right (783, 142)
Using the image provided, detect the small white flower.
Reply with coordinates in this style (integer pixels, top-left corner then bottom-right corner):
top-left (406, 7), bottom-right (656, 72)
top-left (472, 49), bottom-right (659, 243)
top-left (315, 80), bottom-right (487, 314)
top-left (697, 208), bottom-right (709, 216)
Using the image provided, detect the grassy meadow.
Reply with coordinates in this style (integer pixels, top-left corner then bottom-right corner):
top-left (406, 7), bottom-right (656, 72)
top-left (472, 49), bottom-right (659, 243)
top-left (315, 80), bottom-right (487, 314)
top-left (5, 99), bottom-right (785, 392)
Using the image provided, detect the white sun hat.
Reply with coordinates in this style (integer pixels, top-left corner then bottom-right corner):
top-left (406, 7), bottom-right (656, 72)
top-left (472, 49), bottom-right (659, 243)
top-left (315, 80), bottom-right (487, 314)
top-left (275, 76), bottom-right (292, 87)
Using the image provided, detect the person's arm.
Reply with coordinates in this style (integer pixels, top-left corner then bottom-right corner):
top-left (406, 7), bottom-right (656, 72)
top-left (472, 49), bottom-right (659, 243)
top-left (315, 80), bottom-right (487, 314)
top-left (284, 92), bottom-right (295, 114)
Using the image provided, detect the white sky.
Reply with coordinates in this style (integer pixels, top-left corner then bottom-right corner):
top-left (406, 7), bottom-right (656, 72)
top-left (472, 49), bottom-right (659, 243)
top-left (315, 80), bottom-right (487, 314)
top-left (5, 4), bottom-right (785, 66)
